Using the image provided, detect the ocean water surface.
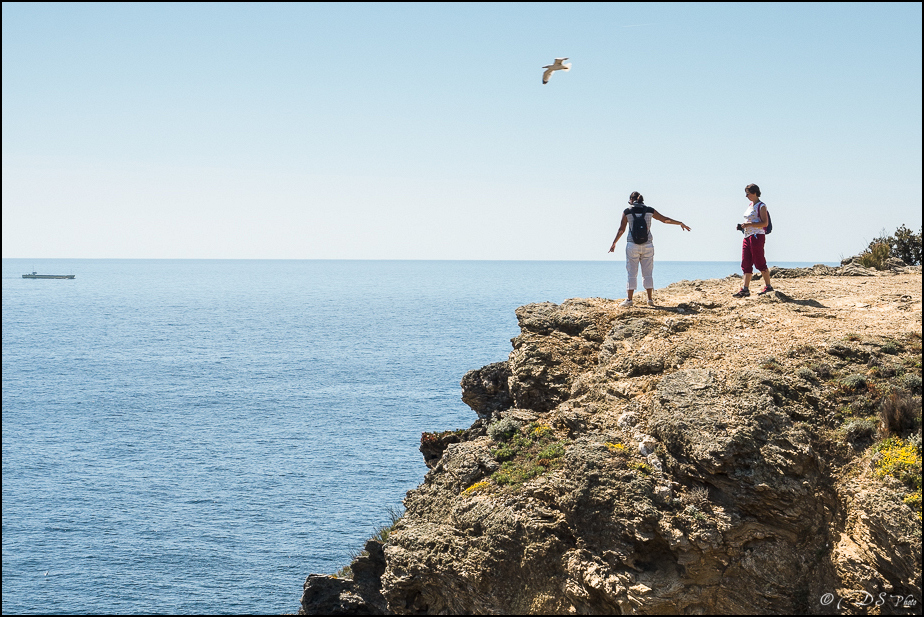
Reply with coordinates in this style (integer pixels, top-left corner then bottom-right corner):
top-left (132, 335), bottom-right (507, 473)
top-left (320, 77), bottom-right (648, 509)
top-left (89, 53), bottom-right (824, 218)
top-left (2, 259), bottom-right (836, 614)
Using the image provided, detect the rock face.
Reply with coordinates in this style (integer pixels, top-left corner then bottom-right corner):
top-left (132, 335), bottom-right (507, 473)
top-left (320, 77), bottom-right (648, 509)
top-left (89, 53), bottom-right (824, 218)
top-left (300, 539), bottom-right (388, 614)
top-left (300, 273), bottom-right (923, 615)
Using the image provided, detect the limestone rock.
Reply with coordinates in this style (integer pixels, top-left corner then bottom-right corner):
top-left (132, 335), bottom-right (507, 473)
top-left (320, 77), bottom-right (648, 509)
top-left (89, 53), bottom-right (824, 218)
top-left (299, 540), bottom-right (387, 615)
top-left (299, 273), bottom-right (923, 615)
top-left (460, 362), bottom-right (512, 420)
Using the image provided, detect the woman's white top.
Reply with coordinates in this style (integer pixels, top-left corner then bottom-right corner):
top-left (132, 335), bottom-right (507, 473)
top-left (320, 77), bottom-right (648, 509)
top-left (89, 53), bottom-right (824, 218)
top-left (743, 201), bottom-right (766, 238)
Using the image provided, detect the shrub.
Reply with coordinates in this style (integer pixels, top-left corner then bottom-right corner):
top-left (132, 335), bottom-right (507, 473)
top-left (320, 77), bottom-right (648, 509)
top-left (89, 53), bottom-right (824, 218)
top-left (463, 481), bottom-right (492, 495)
top-left (812, 363), bottom-right (835, 380)
top-left (904, 490), bottom-right (922, 516)
top-left (491, 444), bottom-right (516, 462)
top-left (488, 417), bottom-right (521, 442)
top-left (796, 367), bottom-right (816, 382)
top-left (528, 422), bottom-right (555, 441)
top-left (494, 461), bottom-right (545, 486)
top-left (858, 242), bottom-right (891, 270)
top-left (879, 339), bottom-right (902, 355)
top-left (537, 441), bottom-right (566, 460)
top-left (840, 418), bottom-right (877, 445)
top-left (891, 224), bottom-right (923, 266)
top-left (873, 437), bottom-right (922, 492)
top-left (487, 424), bottom-right (567, 488)
top-left (680, 485), bottom-right (710, 508)
top-left (862, 225), bottom-right (922, 266)
top-left (878, 392), bottom-right (922, 437)
top-left (903, 374), bottom-right (922, 395)
top-left (840, 374), bottom-right (868, 393)
top-left (910, 432), bottom-right (922, 452)
top-left (878, 364), bottom-right (897, 378)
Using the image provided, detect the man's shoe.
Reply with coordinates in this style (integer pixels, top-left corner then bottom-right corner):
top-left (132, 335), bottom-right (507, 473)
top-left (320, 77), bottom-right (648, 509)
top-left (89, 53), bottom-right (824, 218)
top-left (732, 287), bottom-right (750, 298)
top-left (619, 299), bottom-right (634, 307)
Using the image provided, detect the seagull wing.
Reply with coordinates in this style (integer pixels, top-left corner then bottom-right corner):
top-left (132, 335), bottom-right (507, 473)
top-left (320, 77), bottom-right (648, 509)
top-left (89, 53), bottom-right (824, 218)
top-left (554, 58), bottom-right (569, 67)
top-left (542, 68), bottom-right (554, 84)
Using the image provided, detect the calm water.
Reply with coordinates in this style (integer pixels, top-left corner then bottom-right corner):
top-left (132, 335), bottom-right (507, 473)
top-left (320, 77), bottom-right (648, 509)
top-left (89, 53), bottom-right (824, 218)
top-left (2, 258), bottom-right (835, 614)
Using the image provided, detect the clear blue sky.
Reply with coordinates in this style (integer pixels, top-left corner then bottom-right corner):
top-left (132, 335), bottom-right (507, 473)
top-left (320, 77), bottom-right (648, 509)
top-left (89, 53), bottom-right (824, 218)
top-left (3, 2), bottom-right (921, 260)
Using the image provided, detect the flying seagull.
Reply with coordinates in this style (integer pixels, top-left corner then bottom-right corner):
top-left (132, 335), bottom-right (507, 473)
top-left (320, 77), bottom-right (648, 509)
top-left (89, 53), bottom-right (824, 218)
top-left (542, 58), bottom-right (571, 84)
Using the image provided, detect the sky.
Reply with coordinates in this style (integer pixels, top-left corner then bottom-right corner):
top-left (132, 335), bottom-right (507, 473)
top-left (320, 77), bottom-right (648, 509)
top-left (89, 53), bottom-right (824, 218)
top-left (2, 2), bottom-right (921, 261)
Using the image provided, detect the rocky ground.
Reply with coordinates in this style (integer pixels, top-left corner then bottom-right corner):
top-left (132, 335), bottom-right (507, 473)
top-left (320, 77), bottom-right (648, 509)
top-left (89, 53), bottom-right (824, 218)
top-left (300, 263), bottom-right (923, 615)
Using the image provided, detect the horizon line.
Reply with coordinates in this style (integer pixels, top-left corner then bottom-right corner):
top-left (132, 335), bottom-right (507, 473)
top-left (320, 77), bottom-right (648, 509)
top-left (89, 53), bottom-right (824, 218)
top-left (2, 257), bottom-right (843, 263)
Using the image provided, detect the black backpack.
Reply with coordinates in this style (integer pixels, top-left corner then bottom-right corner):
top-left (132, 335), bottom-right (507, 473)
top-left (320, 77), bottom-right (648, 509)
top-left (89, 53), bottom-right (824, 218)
top-left (627, 206), bottom-right (652, 244)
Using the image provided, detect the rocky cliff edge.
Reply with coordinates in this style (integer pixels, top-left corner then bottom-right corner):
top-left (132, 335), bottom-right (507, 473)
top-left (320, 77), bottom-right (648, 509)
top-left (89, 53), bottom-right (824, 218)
top-left (301, 267), bottom-right (922, 615)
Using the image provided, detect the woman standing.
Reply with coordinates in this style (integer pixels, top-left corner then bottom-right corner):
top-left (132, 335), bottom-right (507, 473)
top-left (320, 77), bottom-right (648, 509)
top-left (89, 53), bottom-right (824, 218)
top-left (733, 184), bottom-right (773, 297)
top-left (608, 191), bottom-right (691, 307)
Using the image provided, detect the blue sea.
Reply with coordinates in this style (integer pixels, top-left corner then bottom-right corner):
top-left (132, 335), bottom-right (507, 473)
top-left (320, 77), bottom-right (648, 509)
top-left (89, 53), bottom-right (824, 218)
top-left (2, 258), bottom-right (836, 614)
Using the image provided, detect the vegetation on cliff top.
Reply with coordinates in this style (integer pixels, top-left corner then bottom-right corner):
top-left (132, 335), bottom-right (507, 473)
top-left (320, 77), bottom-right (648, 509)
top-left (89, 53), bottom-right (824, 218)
top-left (859, 224), bottom-right (923, 269)
top-left (487, 420), bottom-right (568, 487)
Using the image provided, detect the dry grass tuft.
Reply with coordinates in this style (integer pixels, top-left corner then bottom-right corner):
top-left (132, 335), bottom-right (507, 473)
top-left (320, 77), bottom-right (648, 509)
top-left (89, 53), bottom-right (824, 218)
top-left (878, 392), bottom-right (922, 437)
top-left (680, 485), bottom-right (710, 508)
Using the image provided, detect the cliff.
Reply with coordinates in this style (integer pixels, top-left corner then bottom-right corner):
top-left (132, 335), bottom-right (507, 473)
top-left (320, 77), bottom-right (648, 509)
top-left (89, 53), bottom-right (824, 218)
top-left (300, 264), bottom-right (923, 615)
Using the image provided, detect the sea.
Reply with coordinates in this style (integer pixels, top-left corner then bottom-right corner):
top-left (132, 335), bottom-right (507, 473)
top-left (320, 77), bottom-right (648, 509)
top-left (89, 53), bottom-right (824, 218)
top-left (1, 258), bottom-right (837, 614)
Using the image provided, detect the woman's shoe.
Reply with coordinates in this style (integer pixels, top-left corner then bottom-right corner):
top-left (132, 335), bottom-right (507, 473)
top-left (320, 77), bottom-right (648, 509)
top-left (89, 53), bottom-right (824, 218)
top-left (619, 299), bottom-right (634, 307)
top-left (757, 286), bottom-right (774, 295)
top-left (732, 287), bottom-right (750, 298)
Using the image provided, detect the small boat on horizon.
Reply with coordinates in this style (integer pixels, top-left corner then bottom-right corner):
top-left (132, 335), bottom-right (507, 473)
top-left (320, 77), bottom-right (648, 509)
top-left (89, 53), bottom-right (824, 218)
top-left (22, 271), bottom-right (76, 279)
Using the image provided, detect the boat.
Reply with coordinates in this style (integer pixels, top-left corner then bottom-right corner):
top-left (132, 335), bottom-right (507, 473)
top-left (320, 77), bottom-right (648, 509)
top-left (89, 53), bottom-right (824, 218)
top-left (22, 272), bottom-right (76, 279)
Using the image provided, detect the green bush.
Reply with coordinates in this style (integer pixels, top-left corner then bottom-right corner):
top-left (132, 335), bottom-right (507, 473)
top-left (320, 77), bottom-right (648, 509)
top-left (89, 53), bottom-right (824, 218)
top-left (841, 374), bottom-right (868, 392)
top-left (891, 224), bottom-right (923, 266)
top-left (488, 417), bottom-right (521, 442)
top-left (862, 225), bottom-right (922, 266)
top-left (527, 421), bottom-right (555, 441)
top-left (491, 444), bottom-right (516, 462)
top-left (494, 461), bottom-right (546, 485)
top-left (903, 374), bottom-right (922, 395)
top-left (859, 242), bottom-right (892, 270)
top-left (537, 441), bottom-right (566, 460)
top-left (879, 339), bottom-right (902, 355)
top-left (840, 418), bottom-right (877, 444)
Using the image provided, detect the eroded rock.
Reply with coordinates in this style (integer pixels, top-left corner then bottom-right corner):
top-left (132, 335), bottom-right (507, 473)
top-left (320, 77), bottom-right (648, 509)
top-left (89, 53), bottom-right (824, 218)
top-left (300, 275), bottom-right (923, 615)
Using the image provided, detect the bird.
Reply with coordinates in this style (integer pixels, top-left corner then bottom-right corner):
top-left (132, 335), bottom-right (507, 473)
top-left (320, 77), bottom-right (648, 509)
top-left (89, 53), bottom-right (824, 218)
top-left (542, 58), bottom-right (571, 84)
